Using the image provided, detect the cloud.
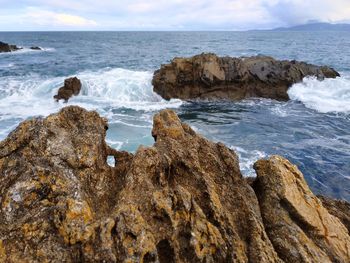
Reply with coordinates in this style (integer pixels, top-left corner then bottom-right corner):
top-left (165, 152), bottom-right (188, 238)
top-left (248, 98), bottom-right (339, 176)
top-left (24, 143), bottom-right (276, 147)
top-left (0, 0), bottom-right (349, 30)
top-left (24, 8), bottom-right (97, 27)
top-left (264, 0), bottom-right (350, 26)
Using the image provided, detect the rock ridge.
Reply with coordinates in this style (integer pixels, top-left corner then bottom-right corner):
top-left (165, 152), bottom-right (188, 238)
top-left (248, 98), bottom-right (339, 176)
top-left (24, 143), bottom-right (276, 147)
top-left (0, 106), bottom-right (349, 262)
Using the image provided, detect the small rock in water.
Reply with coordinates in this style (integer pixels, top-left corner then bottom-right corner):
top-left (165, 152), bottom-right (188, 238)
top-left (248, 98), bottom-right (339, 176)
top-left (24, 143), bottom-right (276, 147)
top-left (0, 41), bottom-right (22, 53)
top-left (30, 46), bottom-right (42, 50)
top-left (54, 77), bottom-right (82, 102)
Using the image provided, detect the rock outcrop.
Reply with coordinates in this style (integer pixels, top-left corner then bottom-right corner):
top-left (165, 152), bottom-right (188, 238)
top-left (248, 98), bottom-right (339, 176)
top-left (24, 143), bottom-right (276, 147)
top-left (54, 77), bottom-right (82, 102)
top-left (0, 41), bottom-right (21, 53)
top-left (0, 106), bottom-right (349, 262)
top-left (152, 53), bottom-right (340, 101)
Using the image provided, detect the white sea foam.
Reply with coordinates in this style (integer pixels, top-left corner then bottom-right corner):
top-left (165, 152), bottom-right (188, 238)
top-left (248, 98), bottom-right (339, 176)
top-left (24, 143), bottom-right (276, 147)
top-left (0, 68), bottom-right (183, 121)
top-left (230, 146), bottom-right (267, 177)
top-left (74, 68), bottom-right (183, 111)
top-left (288, 75), bottom-right (350, 113)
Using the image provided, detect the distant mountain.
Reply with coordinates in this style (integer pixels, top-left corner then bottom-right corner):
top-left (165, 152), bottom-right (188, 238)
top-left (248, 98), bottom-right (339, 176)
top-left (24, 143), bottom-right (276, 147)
top-left (273, 22), bottom-right (350, 31)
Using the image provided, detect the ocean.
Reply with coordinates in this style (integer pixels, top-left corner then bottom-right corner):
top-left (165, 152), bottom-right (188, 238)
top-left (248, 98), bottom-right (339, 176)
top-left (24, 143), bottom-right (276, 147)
top-left (0, 31), bottom-right (349, 200)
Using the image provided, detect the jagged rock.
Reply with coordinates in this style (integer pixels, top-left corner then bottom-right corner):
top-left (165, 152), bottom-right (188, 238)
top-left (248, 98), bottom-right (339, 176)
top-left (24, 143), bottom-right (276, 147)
top-left (53, 77), bottom-right (82, 102)
top-left (253, 156), bottom-right (350, 263)
top-left (152, 53), bottom-right (340, 101)
top-left (0, 41), bottom-right (21, 53)
top-left (0, 106), bottom-right (349, 262)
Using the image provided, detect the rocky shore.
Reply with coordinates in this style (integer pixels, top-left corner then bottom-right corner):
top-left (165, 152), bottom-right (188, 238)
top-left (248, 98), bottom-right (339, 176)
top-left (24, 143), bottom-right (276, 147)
top-left (0, 106), bottom-right (349, 262)
top-left (153, 53), bottom-right (340, 101)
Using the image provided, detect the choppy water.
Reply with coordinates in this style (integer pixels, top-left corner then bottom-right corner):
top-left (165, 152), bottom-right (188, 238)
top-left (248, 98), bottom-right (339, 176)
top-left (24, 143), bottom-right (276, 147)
top-left (0, 31), bottom-right (349, 200)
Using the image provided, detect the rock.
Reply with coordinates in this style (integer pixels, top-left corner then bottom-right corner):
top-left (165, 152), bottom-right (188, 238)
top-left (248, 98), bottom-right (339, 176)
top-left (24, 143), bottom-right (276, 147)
top-left (152, 53), bottom-right (340, 101)
top-left (318, 195), bottom-right (350, 233)
top-left (0, 41), bottom-right (22, 53)
top-left (30, 46), bottom-right (42, 50)
top-left (54, 77), bottom-right (82, 102)
top-left (0, 106), bottom-right (349, 262)
top-left (253, 156), bottom-right (350, 263)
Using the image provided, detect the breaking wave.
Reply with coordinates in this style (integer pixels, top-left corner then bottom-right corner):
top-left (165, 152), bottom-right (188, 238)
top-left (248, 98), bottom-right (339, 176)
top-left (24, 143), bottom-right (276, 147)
top-left (288, 75), bottom-right (350, 114)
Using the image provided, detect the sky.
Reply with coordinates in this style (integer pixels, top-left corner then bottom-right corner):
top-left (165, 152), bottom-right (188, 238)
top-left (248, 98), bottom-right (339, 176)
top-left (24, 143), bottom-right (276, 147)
top-left (0, 0), bottom-right (349, 31)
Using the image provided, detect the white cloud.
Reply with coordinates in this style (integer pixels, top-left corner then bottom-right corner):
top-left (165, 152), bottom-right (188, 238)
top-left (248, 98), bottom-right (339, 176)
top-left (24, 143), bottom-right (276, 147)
top-left (23, 8), bottom-right (97, 27)
top-left (0, 0), bottom-right (350, 30)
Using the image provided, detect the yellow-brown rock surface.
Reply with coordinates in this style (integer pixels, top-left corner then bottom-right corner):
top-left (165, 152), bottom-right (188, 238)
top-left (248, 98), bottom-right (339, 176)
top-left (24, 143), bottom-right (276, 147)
top-left (254, 156), bottom-right (350, 263)
top-left (0, 106), bottom-right (349, 262)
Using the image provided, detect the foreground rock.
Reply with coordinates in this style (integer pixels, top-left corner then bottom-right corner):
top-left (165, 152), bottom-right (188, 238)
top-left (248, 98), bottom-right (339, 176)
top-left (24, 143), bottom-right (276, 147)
top-left (318, 195), bottom-right (350, 233)
top-left (153, 53), bottom-right (340, 101)
top-left (0, 41), bottom-right (22, 53)
top-left (0, 106), bottom-right (349, 262)
top-left (54, 77), bottom-right (82, 102)
top-left (254, 156), bottom-right (350, 263)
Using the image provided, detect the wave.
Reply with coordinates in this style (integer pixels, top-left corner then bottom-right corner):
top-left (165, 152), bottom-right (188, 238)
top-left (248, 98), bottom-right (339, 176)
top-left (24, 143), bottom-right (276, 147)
top-left (288, 75), bottom-right (350, 114)
top-left (0, 68), bottom-right (183, 120)
top-left (76, 68), bottom-right (182, 111)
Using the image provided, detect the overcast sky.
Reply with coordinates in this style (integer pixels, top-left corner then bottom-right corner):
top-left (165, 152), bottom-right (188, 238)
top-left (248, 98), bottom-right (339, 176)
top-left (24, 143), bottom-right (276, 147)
top-left (0, 0), bottom-right (349, 31)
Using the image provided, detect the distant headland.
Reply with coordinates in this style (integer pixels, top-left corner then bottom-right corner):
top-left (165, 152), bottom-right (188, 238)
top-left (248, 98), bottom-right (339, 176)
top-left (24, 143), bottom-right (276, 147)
top-left (272, 22), bottom-right (350, 31)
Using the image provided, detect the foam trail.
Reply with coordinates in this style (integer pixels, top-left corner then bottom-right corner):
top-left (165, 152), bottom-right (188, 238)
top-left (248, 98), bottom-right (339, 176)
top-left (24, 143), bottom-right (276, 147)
top-left (288, 75), bottom-right (350, 113)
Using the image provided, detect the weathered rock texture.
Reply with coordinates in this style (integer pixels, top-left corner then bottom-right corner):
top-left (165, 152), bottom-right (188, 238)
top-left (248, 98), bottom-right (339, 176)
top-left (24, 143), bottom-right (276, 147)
top-left (0, 41), bottom-right (21, 53)
top-left (318, 195), bottom-right (350, 233)
top-left (253, 156), bottom-right (350, 263)
top-left (152, 53), bottom-right (340, 101)
top-left (54, 77), bottom-right (82, 102)
top-left (0, 106), bottom-right (349, 262)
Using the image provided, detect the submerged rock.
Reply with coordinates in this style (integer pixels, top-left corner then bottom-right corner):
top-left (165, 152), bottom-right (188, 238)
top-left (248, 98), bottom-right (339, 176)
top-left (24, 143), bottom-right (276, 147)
top-left (152, 53), bottom-right (340, 101)
top-left (0, 106), bottom-right (349, 262)
top-left (30, 46), bottom-right (42, 50)
top-left (0, 41), bottom-right (22, 53)
top-left (54, 77), bottom-right (82, 102)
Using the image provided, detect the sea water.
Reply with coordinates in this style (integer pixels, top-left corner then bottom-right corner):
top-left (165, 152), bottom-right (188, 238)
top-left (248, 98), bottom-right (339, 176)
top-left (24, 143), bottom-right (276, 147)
top-left (0, 31), bottom-right (349, 200)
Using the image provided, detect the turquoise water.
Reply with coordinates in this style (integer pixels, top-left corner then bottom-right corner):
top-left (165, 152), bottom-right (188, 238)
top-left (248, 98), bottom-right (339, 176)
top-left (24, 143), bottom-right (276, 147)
top-left (0, 31), bottom-right (349, 200)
